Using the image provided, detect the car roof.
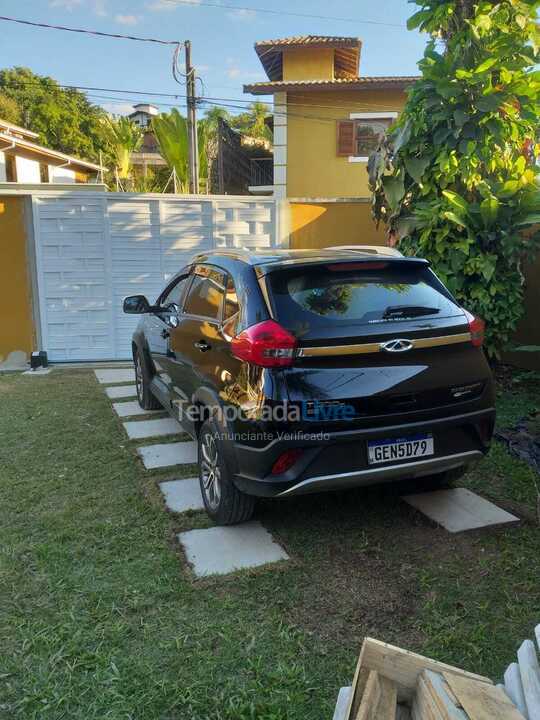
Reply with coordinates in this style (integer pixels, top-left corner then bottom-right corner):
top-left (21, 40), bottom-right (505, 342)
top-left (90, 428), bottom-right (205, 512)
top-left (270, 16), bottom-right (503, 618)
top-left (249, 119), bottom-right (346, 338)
top-left (190, 247), bottom-right (428, 273)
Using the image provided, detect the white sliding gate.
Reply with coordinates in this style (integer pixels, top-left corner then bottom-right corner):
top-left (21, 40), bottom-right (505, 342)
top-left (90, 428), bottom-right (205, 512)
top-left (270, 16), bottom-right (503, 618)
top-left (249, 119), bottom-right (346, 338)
top-left (32, 192), bottom-right (278, 361)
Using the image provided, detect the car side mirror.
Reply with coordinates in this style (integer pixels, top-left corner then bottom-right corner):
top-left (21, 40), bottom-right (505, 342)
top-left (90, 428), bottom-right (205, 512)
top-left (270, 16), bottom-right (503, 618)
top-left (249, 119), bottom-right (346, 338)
top-left (123, 294), bottom-right (151, 314)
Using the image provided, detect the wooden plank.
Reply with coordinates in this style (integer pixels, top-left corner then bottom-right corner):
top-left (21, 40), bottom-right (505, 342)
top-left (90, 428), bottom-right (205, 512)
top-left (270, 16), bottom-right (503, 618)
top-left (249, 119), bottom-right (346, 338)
top-left (518, 639), bottom-right (540, 720)
top-left (356, 670), bottom-right (381, 720)
top-left (355, 671), bottom-right (396, 720)
top-left (344, 656), bottom-right (370, 720)
top-left (375, 675), bottom-right (397, 720)
top-left (423, 670), bottom-right (468, 720)
top-left (504, 663), bottom-right (528, 719)
top-left (414, 676), bottom-right (445, 720)
top-left (357, 638), bottom-right (492, 703)
top-left (443, 671), bottom-right (526, 720)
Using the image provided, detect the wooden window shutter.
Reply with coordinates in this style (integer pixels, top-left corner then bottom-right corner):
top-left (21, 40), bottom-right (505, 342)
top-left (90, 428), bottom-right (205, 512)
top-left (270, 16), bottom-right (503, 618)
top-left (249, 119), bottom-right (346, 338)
top-left (337, 120), bottom-right (355, 156)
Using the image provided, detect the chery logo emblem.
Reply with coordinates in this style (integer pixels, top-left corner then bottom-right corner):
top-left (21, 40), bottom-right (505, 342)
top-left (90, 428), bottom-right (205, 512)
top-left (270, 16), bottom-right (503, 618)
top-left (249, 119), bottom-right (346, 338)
top-left (380, 338), bottom-right (414, 353)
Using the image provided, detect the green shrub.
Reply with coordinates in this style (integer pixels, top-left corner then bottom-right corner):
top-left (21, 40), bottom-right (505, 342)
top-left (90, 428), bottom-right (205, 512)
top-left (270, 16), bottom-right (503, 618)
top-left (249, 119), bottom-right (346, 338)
top-left (369, 0), bottom-right (540, 358)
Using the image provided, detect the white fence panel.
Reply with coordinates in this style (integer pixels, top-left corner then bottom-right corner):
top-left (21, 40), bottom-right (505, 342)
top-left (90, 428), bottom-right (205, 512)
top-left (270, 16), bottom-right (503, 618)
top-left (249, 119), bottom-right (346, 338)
top-left (33, 192), bottom-right (277, 361)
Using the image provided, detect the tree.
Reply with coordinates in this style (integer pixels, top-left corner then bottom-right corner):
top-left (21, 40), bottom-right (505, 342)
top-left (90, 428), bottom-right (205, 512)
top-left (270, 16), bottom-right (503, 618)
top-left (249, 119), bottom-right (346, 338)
top-left (369, 0), bottom-right (540, 358)
top-left (100, 116), bottom-right (142, 187)
top-left (152, 109), bottom-right (209, 193)
top-left (204, 106), bottom-right (232, 135)
top-left (0, 67), bottom-right (107, 161)
top-left (0, 92), bottom-right (20, 124)
top-left (230, 101), bottom-right (272, 142)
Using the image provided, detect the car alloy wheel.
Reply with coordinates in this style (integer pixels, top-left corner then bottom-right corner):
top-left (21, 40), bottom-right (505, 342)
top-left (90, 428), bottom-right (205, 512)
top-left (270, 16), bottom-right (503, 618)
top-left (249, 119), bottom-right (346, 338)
top-left (135, 352), bottom-right (144, 404)
top-left (200, 431), bottom-right (222, 510)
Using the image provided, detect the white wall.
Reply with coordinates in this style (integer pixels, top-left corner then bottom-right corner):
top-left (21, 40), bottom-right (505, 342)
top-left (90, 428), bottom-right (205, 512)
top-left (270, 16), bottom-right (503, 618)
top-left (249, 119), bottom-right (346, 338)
top-left (0, 152), bottom-right (5, 182)
top-left (33, 192), bottom-right (278, 360)
top-left (15, 156), bottom-right (41, 183)
top-left (49, 165), bottom-right (76, 184)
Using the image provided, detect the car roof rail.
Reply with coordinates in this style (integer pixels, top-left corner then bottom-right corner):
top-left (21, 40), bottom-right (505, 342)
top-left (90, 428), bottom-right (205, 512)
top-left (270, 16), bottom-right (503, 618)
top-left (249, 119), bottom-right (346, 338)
top-left (328, 245), bottom-right (403, 257)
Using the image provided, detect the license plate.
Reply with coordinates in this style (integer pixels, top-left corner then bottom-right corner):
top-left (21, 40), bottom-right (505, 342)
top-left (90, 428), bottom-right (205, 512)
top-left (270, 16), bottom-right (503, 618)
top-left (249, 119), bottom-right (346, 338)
top-left (367, 434), bottom-right (434, 465)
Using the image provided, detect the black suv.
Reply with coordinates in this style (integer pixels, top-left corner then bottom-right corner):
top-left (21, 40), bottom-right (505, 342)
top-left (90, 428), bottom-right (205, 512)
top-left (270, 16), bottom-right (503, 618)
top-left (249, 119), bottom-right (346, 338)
top-left (124, 248), bottom-right (495, 525)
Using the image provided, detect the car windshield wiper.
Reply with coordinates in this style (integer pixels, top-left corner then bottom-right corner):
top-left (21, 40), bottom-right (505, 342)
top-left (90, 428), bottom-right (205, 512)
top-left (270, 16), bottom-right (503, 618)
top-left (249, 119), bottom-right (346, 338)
top-left (382, 305), bottom-right (440, 319)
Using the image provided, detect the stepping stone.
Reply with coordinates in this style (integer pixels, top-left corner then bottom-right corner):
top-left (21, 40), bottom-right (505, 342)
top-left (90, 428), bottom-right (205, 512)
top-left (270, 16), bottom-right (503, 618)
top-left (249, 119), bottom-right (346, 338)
top-left (105, 385), bottom-right (137, 399)
top-left (123, 418), bottom-right (181, 440)
top-left (137, 441), bottom-right (197, 469)
top-left (178, 521), bottom-right (290, 577)
top-left (22, 368), bottom-right (52, 375)
top-left (160, 478), bottom-right (204, 512)
top-left (94, 368), bottom-right (134, 385)
top-left (402, 487), bottom-right (519, 533)
top-left (113, 401), bottom-right (162, 418)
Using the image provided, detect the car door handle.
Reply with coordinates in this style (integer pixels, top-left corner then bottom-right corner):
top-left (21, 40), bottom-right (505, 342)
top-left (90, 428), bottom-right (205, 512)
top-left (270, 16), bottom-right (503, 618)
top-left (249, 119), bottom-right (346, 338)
top-left (161, 329), bottom-right (170, 339)
top-left (194, 340), bottom-right (211, 352)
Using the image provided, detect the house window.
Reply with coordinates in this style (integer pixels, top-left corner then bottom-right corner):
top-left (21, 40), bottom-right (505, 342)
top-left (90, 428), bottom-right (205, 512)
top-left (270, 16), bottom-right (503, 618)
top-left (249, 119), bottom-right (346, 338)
top-left (5, 154), bottom-right (17, 182)
top-left (354, 118), bottom-right (392, 158)
top-left (39, 163), bottom-right (49, 183)
top-left (337, 113), bottom-right (397, 161)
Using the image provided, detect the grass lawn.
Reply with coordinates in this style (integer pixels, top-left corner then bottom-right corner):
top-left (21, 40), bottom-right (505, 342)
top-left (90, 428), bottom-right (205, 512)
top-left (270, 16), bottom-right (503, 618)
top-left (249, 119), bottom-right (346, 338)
top-left (1, 368), bottom-right (539, 719)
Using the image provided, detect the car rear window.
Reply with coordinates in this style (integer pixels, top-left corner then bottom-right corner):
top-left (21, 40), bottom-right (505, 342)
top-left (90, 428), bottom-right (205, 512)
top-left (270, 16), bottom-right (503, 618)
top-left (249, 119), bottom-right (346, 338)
top-left (266, 262), bottom-right (462, 328)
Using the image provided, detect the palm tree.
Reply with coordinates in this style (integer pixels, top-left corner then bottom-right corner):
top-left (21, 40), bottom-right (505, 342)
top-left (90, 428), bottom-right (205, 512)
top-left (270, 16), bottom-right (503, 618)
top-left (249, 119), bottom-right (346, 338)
top-left (100, 116), bottom-right (142, 182)
top-left (230, 102), bottom-right (271, 142)
top-left (246, 101), bottom-right (271, 141)
top-left (204, 106), bottom-right (231, 136)
top-left (152, 109), bottom-right (190, 192)
top-left (152, 109), bottom-right (209, 193)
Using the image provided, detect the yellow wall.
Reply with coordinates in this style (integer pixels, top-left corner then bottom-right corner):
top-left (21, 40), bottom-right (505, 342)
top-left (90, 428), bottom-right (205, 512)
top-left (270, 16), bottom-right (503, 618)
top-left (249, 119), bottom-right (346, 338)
top-left (286, 89), bottom-right (407, 198)
top-left (0, 196), bottom-right (34, 364)
top-left (290, 201), bottom-right (387, 249)
top-left (282, 48), bottom-right (335, 81)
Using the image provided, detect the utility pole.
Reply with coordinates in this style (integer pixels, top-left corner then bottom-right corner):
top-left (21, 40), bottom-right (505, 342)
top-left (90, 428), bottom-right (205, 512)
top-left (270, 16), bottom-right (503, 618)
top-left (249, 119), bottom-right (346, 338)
top-left (185, 40), bottom-right (199, 194)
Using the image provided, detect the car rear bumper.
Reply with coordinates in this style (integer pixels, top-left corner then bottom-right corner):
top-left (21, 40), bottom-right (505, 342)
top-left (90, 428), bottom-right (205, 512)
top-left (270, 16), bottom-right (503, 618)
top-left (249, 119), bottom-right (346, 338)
top-left (276, 450), bottom-right (483, 496)
top-left (231, 407), bottom-right (495, 498)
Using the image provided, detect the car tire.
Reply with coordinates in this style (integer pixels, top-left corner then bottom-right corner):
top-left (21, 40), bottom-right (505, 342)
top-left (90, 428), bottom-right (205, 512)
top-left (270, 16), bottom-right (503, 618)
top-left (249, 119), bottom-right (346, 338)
top-left (198, 418), bottom-right (255, 525)
top-left (134, 347), bottom-right (161, 411)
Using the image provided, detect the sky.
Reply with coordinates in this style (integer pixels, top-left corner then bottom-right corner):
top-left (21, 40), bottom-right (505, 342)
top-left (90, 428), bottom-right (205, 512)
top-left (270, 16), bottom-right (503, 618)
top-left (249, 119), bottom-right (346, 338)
top-left (0, 0), bottom-right (427, 118)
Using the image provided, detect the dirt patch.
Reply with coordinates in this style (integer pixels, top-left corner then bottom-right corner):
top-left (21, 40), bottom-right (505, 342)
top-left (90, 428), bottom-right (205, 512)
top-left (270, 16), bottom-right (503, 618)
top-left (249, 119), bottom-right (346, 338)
top-left (259, 483), bottom-right (507, 653)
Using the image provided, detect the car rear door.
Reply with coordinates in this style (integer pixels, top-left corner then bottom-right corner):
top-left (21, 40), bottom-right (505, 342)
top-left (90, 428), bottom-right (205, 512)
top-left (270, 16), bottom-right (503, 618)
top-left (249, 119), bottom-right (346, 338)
top-left (263, 257), bottom-right (493, 430)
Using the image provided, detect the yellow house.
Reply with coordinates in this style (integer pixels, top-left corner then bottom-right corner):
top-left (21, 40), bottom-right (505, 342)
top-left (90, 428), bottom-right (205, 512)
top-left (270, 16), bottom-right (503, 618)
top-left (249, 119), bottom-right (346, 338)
top-left (244, 36), bottom-right (417, 248)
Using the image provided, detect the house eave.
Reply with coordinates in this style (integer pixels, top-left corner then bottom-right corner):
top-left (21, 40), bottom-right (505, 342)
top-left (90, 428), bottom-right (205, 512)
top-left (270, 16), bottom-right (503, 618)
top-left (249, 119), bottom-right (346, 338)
top-left (244, 77), bottom-right (419, 95)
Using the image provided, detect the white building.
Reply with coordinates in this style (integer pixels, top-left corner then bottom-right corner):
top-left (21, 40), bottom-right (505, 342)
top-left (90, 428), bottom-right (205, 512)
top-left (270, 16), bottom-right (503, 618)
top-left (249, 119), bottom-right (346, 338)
top-left (128, 103), bottom-right (159, 129)
top-left (0, 118), bottom-right (105, 185)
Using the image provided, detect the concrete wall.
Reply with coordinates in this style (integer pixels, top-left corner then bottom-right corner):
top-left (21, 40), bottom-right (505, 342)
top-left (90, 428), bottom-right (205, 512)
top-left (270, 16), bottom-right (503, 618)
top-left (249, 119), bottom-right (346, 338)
top-left (282, 47), bottom-right (335, 81)
top-left (286, 89), bottom-right (407, 199)
top-left (0, 196), bottom-right (34, 366)
top-left (289, 200), bottom-right (386, 249)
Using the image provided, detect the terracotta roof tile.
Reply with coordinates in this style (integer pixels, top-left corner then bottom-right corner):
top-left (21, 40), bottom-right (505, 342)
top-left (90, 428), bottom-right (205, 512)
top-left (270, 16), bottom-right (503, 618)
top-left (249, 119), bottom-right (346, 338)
top-left (255, 35), bottom-right (361, 48)
top-left (244, 76), bottom-right (419, 94)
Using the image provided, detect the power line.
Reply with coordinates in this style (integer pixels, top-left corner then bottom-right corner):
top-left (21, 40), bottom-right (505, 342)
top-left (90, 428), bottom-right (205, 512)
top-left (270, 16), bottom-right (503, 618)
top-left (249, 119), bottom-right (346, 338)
top-left (157, 0), bottom-right (404, 28)
top-left (0, 14), bottom-right (183, 45)
top-left (7, 80), bottom-right (410, 114)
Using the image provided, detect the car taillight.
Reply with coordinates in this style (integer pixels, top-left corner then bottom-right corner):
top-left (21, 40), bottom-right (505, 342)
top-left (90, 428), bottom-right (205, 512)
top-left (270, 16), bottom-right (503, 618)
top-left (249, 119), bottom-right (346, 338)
top-left (271, 448), bottom-right (304, 475)
top-left (230, 320), bottom-right (297, 368)
top-left (464, 310), bottom-right (485, 347)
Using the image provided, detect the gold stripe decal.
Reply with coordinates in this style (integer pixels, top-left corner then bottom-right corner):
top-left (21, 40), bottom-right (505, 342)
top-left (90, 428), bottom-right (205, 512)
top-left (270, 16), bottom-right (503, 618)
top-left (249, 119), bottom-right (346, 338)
top-left (297, 332), bottom-right (472, 357)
